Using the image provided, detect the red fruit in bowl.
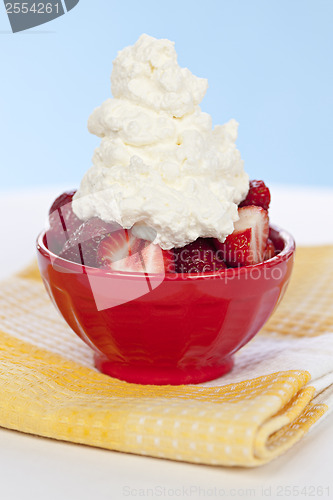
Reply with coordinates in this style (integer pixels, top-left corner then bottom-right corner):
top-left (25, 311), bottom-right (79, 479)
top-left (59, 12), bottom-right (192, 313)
top-left (97, 229), bottom-right (138, 268)
top-left (46, 190), bottom-right (82, 254)
top-left (49, 190), bottom-right (76, 216)
top-left (174, 238), bottom-right (227, 274)
top-left (239, 180), bottom-right (271, 211)
top-left (59, 218), bottom-right (120, 268)
top-left (214, 206), bottom-right (269, 267)
top-left (97, 230), bottom-right (175, 274)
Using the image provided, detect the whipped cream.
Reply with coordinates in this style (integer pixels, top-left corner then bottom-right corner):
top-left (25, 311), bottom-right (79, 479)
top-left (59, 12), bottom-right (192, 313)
top-left (73, 34), bottom-right (249, 249)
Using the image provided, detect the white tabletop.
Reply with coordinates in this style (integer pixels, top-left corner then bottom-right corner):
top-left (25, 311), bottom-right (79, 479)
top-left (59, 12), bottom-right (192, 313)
top-left (1, 185), bottom-right (333, 500)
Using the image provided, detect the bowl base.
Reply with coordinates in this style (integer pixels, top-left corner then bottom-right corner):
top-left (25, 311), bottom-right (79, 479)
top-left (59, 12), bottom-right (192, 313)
top-left (94, 355), bottom-right (234, 385)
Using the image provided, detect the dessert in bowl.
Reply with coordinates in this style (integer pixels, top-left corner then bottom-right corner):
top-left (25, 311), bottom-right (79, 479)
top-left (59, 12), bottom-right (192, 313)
top-left (37, 222), bottom-right (294, 385)
top-left (36, 34), bottom-right (295, 384)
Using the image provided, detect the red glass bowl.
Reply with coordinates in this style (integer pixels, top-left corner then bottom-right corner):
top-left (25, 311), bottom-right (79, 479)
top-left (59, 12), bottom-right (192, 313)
top-left (36, 225), bottom-right (295, 385)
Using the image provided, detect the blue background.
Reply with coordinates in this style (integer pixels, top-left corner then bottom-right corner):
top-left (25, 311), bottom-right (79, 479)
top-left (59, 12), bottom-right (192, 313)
top-left (1, 0), bottom-right (332, 189)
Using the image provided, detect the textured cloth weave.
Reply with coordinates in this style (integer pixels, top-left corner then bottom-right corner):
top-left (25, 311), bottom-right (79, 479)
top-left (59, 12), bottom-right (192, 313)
top-left (0, 246), bottom-right (333, 467)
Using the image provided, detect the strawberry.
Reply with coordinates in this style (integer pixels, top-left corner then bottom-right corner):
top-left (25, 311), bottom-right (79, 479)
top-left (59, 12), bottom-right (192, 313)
top-left (59, 218), bottom-right (120, 267)
top-left (97, 229), bottom-right (139, 269)
top-left (214, 206), bottom-right (269, 267)
top-left (264, 238), bottom-right (276, 260)
top-left (46, 190), bottom-right (82, 254)
top-left (97, 231), bottom-right (175, 274)
top-left (173, 238), bottom-right (227, 274)
top-left (140, 241), bottom-right (176, 274)
top-left (49, 190), bottom-right (77, 216)
top-left (239, 180), bottom-right (271, 211)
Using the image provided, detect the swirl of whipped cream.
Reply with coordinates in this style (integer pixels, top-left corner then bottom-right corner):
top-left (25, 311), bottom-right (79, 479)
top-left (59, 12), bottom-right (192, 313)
top-left (73, 34), bottom-right (249, 249)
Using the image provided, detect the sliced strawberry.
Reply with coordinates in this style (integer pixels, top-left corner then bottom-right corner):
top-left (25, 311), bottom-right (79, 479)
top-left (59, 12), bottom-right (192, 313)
top-left (97, 231), bottom-right (175, 274)
top-left (173, 238), bottom-right (227, 274)
top-left (47, 190), bottom-right (82, 254)
top-left (59, 218), bottom-right (120, 267)
top-left (138, 241), bottom-right (175, 274)
top-left (214, 206), bottom-right (269, 267)
top-left (239, 180), bottom-right (271, 211)
top-left (97, 229), bottom-right (139, 270)
top-left (264, 238), bottom-right (276, 260)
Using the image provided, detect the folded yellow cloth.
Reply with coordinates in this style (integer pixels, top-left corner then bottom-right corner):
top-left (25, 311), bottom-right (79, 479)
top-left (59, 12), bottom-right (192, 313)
top-left (1, 246), bottom-right (333, 467)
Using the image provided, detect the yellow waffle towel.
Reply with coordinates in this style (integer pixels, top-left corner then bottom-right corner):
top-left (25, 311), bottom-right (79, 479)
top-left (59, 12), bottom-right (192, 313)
top-left (1, 246), bottom-right (333, 467)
